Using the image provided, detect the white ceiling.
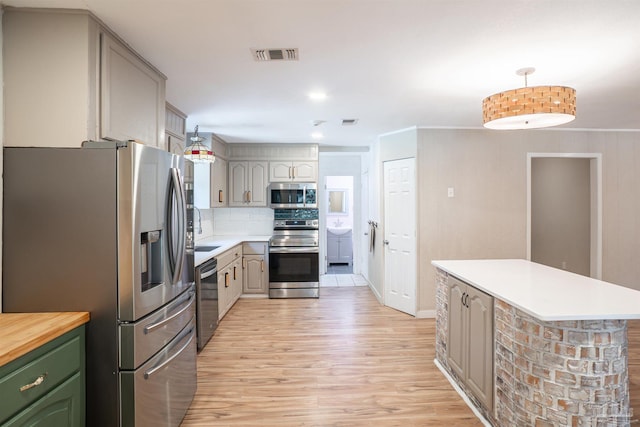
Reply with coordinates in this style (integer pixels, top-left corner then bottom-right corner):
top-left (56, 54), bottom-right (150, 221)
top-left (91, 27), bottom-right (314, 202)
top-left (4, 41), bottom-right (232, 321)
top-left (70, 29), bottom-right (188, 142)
top-left (5, 0), bottom-right (640, 146)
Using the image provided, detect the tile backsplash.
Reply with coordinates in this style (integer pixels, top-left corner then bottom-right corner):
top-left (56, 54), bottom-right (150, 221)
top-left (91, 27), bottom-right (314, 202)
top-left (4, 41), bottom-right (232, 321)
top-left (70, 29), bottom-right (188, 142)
top-left (194, 208), bottom-right (274, 242)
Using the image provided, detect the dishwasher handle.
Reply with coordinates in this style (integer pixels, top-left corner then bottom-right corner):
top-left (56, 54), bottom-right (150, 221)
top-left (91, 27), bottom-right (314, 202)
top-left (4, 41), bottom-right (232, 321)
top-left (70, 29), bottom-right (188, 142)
top-left (198, 259), bottom-right (218, 280)
top-left (200, 267), bottom-right (217, 280)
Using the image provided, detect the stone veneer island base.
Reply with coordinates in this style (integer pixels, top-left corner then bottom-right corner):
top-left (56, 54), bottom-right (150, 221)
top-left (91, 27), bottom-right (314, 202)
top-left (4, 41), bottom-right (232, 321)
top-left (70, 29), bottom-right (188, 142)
top-left (432, 259), bottom-right (640, 427)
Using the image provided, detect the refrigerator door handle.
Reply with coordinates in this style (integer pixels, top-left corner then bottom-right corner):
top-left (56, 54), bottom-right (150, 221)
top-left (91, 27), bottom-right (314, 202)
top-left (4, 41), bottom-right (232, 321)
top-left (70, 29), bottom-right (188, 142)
top-left (168, 167), bottom-right (187, 285)
top-left (143, 325), bottom-right (195, 379)
top-left (143, 290), bottom-right (195, 334)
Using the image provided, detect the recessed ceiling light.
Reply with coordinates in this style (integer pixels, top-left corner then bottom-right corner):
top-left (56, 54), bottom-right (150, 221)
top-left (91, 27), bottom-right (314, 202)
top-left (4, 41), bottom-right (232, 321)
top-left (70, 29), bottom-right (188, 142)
top-left (308, 92), bottom-right (327, 101)
top-left (311, 132), bottom-right (324, 139)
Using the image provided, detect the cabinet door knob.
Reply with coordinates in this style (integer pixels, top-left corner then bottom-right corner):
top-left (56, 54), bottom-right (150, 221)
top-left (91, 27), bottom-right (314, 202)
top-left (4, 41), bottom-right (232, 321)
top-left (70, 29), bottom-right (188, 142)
top-left (219, 190), bottom-right (223, 203)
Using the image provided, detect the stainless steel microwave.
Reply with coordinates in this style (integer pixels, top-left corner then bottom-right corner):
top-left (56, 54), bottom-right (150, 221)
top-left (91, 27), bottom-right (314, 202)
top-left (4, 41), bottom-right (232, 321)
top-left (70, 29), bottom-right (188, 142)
top-left (269, 183), bottom-right (317, 208)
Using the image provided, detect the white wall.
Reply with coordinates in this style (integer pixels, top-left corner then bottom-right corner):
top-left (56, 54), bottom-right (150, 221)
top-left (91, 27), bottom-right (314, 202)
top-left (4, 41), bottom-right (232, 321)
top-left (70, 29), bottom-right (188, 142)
top-left (531, 157), bottom-right (591, 276)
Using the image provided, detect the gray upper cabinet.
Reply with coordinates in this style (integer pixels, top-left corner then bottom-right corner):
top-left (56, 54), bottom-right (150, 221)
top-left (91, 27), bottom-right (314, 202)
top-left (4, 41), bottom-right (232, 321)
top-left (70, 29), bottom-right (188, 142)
top-left (100, 32), bottom-right (166, 146)
top-left (210, 158), bottom-right (228, 208)
top-left (269, 161), bottom-right (318, 182)
top-left (269, 160), bottom-right (318, 182)
top-left (229, 161), bottom-right (269, 207)
top-left (4, 8), bottom-right (166, 148)
top-left (165, 103), bottom-right (187, 154)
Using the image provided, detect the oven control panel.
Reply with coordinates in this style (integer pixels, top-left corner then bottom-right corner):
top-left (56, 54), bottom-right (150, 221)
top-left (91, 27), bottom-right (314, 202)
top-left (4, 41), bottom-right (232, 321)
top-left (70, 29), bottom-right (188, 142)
top-left (274, 219), bottom-right (318, 229)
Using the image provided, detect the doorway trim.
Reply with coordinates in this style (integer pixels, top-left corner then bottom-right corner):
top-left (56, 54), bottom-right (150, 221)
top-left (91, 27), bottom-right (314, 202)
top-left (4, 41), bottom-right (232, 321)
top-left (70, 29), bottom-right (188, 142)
top-left (526, 152), bottom-right (602, 279)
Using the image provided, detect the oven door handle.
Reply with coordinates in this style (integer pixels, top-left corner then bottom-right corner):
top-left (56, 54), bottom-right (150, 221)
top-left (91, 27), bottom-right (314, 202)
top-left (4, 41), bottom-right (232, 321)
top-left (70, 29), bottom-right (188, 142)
top-left (269, 247), bottom-right (319, 254)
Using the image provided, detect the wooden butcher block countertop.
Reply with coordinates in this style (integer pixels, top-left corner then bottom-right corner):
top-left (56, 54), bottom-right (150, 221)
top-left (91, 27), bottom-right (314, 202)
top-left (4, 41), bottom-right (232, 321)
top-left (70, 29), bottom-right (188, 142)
top-left (0, 312), bottom-right (90, 366)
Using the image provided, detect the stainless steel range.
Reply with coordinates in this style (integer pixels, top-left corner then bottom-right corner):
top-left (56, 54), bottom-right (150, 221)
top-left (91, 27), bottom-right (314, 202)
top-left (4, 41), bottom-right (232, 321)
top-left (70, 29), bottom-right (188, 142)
top-left (269, 209), bottom-right (320, 298)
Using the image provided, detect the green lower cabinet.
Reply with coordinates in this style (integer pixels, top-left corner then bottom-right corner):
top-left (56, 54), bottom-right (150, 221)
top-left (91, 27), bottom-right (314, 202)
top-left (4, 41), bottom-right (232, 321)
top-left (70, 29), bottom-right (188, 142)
top-left (3, 372), bottom-right (83, 427)
top-left (0, 326), bottom-right (86, 427)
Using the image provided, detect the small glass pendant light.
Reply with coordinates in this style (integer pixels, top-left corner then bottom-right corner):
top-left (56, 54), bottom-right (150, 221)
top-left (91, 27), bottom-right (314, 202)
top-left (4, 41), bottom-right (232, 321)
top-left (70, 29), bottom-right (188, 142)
top-left (184, 125), bottom-right (215, 163)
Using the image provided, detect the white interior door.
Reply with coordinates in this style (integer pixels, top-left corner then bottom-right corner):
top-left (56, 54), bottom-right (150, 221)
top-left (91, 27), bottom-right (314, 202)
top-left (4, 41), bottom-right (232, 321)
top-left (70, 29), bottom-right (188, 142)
top-left (383, 158), bottom-right (416, 315)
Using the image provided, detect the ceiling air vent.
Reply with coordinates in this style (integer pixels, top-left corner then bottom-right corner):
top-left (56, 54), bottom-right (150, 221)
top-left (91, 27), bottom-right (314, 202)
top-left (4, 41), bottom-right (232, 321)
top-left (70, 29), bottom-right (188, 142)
top-left (342, 119), bottom-right (359, 126)
top-left (251, 48), bottom-right (299, 61)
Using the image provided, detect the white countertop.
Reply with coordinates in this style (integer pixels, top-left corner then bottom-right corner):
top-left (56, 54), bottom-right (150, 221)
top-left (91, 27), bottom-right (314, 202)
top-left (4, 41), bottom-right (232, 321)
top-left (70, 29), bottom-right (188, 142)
top-left (432, 259), bottom-right (640, 321)
top-left (194, 235), bottom-right (271, 266)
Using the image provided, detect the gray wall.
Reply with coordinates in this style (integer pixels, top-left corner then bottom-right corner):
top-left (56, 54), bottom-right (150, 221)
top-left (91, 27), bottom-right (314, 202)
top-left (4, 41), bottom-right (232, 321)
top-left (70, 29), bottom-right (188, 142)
top-left (416, 128), bottom-right (640, 313)
top-left (531, 157), bottom-right (591, 276)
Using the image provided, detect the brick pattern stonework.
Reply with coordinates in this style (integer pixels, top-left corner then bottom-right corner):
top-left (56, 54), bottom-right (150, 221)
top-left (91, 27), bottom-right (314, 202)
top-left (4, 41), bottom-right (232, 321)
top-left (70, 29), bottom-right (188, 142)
top-left (435, 268), bottom-right (448, 367)
top-left (434, 268), bottom-right (631, 427)
top-left (495, 300), bottom-right (629, 427)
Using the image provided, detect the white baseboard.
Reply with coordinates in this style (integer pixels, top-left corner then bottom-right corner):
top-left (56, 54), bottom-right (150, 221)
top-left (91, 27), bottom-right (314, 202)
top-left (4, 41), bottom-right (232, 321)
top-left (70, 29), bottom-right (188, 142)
top-left (416, 309), bottom-right (436, 318)
top-left (368, 282), bottom-right (383, 303)
top-left (434, 359), bottom-right (492, 427)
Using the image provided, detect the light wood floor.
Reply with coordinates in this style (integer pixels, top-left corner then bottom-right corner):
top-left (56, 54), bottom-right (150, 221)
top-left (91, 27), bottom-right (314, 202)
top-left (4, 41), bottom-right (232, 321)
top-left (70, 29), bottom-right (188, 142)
top-left (181, 286), bottom-right (640, 426)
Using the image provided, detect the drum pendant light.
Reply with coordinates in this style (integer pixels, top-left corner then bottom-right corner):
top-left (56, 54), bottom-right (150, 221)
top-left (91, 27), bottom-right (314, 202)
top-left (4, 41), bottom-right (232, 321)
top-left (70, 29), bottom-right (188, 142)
top-left (482, 68), bottom-right (576, 130)
top-left (184, 125), bottom-right (215, 163)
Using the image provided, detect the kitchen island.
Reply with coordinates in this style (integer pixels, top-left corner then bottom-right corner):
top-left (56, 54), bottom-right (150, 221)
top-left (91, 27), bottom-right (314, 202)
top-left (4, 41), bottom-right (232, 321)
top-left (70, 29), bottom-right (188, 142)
top-left (432, 259), bottom-right (640, 427)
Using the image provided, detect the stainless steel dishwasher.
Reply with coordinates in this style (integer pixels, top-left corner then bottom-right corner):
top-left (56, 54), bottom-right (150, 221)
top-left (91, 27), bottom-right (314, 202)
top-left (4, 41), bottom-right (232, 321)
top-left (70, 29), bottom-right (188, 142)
top-left (195, 257), bottom-right (218, 351)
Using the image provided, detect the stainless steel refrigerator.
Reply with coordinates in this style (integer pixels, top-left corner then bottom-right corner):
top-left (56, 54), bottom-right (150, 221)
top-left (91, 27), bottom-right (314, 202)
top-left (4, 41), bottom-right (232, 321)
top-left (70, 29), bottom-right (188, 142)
top-left (3, 141), bottom-right (197, 427)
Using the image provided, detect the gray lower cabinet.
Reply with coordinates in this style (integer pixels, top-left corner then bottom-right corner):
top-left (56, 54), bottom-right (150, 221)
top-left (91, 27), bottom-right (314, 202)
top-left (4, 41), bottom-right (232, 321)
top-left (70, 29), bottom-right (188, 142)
top-left (447, 276), bottom-right (494, 410)
top-left (327, 230), bottom-right (353, 265)
top-left (217, 245), bottom-right (243, 320)
top-left (0, 327), bottom-right (86, 426)
top-left (242, 242), bottom-right (269, 294)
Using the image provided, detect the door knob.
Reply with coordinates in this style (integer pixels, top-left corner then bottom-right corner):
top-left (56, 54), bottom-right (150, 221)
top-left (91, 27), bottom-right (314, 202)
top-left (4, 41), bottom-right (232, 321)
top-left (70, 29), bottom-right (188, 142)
top-left (383, 240), bottom-right (389, 245)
